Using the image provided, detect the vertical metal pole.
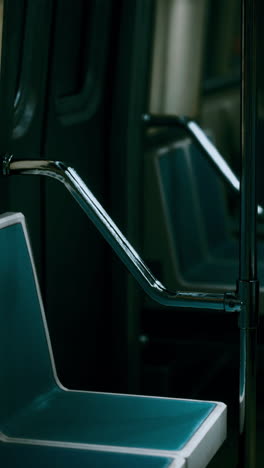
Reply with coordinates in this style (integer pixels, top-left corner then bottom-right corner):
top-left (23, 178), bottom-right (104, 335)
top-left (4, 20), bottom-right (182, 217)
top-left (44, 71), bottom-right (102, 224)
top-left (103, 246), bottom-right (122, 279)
top-left (238, 0), bottom-right (259, 466)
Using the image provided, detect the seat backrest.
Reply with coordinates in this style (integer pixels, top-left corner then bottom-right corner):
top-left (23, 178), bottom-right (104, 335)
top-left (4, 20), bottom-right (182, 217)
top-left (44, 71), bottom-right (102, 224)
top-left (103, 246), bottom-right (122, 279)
top-left (157, 138), bottom-right (231, 273)
top-left (0, 213), bottom-right (56, 428)
top-left (188, 141), bottom-right (231, 252)
top-left (157, 139), bottom-right (209, 275)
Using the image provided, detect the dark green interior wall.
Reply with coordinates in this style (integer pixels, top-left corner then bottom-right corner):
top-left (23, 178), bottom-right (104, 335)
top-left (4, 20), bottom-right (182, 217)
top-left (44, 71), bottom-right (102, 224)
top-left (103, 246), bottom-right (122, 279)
top-left (0, 0), bottom-right (155, 392)
top-left (109, 0), bottom-right (155, 392)
top-left (41, 0), bottom-right (117, 389)
top-left (0, 0), bottom-right (53, 279)
top-left (0, 0), bottom-right (116, 389)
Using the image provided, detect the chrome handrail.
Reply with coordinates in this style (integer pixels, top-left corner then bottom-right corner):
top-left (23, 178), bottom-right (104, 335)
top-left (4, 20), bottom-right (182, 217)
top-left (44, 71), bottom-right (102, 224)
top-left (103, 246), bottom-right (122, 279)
top-left (143, 113), bottom-right (264, 217)
top-left (2, 155), bottom-right (240, 313)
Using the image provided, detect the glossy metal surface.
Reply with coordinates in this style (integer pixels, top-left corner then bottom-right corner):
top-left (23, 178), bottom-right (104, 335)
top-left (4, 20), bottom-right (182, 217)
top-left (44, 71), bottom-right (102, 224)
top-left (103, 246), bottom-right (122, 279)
top-left (240, 0), bottom-right (257, 282)
top-left (239, 327), bottom-right (257, 468)
top-left (143, 113), bottom-right (263, 216)
top-left (2, 155), bottom-right (241, 313)
top-left (239, 0), bottom-right (259, 466)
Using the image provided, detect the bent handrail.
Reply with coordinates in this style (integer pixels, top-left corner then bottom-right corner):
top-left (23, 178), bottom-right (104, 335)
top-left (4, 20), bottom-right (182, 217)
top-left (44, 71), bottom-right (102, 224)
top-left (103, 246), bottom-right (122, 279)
top-left (2, 155), bottom-right (240, 313)
top-left (143, 113), bottom-right (264, 217)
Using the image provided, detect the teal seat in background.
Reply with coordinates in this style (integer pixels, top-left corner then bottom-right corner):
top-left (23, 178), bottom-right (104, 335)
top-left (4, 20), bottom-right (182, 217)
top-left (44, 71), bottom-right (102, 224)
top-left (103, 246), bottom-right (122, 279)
top-left (157, 139), bottom-right (241, 281)
top-left (0, 212), bottom-right (226, 467)
top-left (144, 138), bottom-right (264, 310)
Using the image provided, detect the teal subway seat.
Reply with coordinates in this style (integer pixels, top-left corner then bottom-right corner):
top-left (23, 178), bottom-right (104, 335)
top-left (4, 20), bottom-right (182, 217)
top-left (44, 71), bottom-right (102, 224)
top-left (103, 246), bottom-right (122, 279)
top-left (0, 213), bottom-right (226, 467)
top-left (0, 442), bottom-right (183, 468)
top-left (144, 137), bottom-right (264, 310)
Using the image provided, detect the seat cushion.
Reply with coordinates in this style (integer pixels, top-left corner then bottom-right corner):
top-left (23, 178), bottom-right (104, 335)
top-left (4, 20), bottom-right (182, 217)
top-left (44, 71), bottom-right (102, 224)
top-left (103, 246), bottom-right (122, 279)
top-left (0, 441), bottom-right (184, 468)
top-left (3, 390), bottom-right (216, 450)
top-left (3, 389), bottom-right (226, 468)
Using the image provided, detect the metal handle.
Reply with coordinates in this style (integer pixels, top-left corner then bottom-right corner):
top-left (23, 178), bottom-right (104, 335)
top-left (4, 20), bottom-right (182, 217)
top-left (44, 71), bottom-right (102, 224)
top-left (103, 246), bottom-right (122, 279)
top-left (55, 1), bottom-right (111, 125)
top-left (13, 0), bottom-right (52, 139)
top-left (2, 154), bottom-right (240, 313)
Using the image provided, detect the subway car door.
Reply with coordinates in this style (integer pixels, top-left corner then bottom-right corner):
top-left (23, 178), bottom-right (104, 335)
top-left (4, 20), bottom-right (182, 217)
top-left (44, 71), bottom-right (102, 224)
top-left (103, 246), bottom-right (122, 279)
top-left (0, 0), bottom-right (115, 389)
top-left (0, 0), bottom-right (154, 392)
top-left (41, 0), bottom-right (114, 389)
